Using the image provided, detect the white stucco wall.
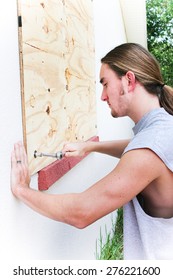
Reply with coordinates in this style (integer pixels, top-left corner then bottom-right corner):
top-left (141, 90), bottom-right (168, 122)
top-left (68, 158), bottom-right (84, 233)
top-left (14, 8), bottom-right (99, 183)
top-left (0, 0), bottom-right (145, 260)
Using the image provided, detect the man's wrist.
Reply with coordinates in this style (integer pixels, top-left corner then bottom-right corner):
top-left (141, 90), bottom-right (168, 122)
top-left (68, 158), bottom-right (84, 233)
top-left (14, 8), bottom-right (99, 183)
top-left (14, 185), bottom-right (30, 200)
top-left (85, 141), bottom-right (97, 153)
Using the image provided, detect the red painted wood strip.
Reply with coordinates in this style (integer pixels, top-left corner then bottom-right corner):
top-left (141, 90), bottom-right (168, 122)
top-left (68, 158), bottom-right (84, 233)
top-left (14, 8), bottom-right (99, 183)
top-left (38, 136), bottom-right (99, 190)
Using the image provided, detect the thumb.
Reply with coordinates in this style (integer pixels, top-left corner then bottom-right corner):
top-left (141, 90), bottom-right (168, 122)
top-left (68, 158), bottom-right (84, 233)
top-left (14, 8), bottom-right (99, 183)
top-left (64, 151), bottom-right (78, 158)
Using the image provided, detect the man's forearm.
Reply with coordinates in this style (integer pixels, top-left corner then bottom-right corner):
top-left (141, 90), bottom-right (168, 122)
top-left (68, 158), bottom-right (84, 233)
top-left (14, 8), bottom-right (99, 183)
top-left (87, 139), bottom-right (130, 158)
top-left (15, 187), bottom-right (85, 228)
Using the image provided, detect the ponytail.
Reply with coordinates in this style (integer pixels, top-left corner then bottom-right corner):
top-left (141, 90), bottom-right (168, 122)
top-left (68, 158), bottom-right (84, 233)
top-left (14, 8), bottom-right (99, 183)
top-left (159, 85), bottom-right (173, 115)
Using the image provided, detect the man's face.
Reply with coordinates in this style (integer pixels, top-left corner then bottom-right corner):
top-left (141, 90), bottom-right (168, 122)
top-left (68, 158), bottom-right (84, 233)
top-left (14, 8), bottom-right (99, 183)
top-left (99, 63), bottom-right (127, 118)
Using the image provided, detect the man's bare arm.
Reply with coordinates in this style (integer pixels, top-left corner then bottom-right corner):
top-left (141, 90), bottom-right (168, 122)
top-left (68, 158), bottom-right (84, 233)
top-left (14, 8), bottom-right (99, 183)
top-left (11, 142), bottom-right (162, 228)
top-left (63, 139), bottom-right (130, 159)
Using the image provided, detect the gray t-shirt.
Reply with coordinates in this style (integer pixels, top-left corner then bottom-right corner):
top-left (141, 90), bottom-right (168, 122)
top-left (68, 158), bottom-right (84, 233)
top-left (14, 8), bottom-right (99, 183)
top-left (123, 108), bottom-right (173, 259)
top-left (124, 107), bottom-right (173, 171)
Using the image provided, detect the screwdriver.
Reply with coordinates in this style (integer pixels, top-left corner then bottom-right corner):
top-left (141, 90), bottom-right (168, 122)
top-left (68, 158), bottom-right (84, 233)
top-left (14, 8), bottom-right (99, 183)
top-left (34, 150), bottom-right (64, 160)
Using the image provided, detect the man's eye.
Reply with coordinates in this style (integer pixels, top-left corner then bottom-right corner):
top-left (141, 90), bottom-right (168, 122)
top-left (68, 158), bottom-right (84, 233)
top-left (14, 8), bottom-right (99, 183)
top-left (103, 83), bottom-right (107, 87)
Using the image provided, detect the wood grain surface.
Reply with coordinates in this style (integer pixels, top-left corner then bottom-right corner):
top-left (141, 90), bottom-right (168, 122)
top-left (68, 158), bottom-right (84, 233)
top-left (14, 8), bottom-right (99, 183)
top-left (17, 0), bottom-right (97, 174)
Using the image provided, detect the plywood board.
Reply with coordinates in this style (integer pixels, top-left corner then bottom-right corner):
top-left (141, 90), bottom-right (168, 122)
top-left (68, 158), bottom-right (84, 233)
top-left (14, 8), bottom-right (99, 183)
top-left (17, 0), bottom-right (97, 174)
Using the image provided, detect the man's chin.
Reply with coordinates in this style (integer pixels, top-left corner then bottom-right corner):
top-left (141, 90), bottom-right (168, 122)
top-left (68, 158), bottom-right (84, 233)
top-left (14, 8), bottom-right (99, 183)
top-left (111, 110), bottom-right (118, 118)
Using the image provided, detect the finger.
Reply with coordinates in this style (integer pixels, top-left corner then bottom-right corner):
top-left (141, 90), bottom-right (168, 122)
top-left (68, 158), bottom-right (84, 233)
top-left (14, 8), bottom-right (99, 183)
top-left (62, 144), bottom-right (71, 153)
top-left (62, 143), bottom-right (77, 153)
top-left (19, 142), bottom-right (28, 167)
top-left (14, 142), bottom-right (21, 162)
top-left (11, 148), bottom-right (21, 183)
top-left (65, 151), bottom-right (79, 157)
top-left (62, 141), bottom-right (70, 148)
top-left (14, 142), bottom-right (27, 168)
top-left (11, 150), bottom-right (17, 169)
top-left (12, 143), bottom-right (23, 170)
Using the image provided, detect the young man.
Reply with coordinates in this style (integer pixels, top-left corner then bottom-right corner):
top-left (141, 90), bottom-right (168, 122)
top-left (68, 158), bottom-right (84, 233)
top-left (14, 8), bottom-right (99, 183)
top-left (11, 43), bottom-right (173, 259)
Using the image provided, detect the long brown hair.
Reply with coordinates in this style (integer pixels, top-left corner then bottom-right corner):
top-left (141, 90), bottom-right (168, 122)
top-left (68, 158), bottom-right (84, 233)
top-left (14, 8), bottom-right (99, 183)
top-left (101, 43), bottom-right (173, 115)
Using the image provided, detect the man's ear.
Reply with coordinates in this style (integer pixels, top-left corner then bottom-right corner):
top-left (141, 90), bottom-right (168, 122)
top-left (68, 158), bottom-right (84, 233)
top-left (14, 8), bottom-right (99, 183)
top-left (125, 71), bottom-right (136, 91)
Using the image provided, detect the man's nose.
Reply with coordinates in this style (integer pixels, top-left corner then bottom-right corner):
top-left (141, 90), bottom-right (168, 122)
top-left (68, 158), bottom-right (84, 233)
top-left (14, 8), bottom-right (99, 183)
top-left (101, 90), bottom-right (107, 101)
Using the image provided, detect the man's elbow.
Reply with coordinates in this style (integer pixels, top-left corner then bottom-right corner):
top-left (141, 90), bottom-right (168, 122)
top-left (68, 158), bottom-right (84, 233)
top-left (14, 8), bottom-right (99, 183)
top-left (73, 218), bottom-right (90, 229)
top-left (66, 211), bottom-right (94, 229)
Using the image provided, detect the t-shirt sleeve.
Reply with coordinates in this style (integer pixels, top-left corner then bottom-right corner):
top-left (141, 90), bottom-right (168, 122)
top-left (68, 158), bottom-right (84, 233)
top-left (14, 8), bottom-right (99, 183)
top-left (123, 126), bottom-right (173, 172)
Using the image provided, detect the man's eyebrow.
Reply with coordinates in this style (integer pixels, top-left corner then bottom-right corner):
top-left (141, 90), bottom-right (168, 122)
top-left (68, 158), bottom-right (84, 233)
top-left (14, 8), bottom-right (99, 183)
top-left (100, 77), bottom-right (105, 84)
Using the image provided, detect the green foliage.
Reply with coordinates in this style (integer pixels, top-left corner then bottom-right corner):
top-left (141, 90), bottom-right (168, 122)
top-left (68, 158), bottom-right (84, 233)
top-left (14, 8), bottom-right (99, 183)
top-left (146, 0), bottom-right (173, 86)
top-left (96, 208), bottom-right (123, 260)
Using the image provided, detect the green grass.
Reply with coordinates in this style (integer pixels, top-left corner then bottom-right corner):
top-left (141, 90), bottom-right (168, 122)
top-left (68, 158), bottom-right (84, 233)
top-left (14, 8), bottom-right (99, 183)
top-left (96, 208), bottom-right (123, 260)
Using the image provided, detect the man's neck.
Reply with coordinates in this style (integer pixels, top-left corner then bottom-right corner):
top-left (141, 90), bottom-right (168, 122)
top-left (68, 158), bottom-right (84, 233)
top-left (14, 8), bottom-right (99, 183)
top-left (128, 86), bottom-right (161, 123)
